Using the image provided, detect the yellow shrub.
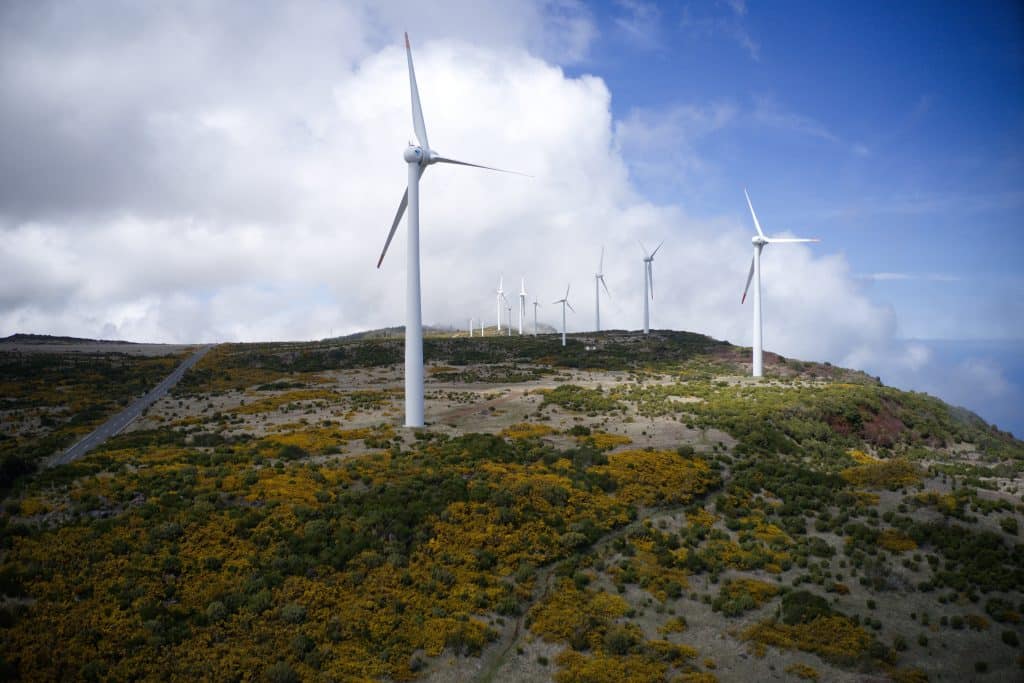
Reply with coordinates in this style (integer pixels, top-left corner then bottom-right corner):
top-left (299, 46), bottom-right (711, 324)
top-left (659, 616), bottom-right (688, 635)
top-left (674, 673), bottom-right (718, 683)
top-left (233, 389), bottom-right (339, 415)
top-left (847, 448), bottom-right (878, 465)
top-left (743, 616), bottom-right (872, 663)
top-left (841, 458), bottom-right (922, 488)
top-left (965, 614), bottom-right (989, 631)
top-left (593, 450), bottom-right (717, 506)
top-left (500, 423), bottom-right (556, 439)
top-left (687, 509), bottom-right (718, 529)
top-left (18, 497), bottom-right (50, 516)
top-left (890, 668), bottom-right (929, 683)
top-left (582, 431), bottom-right (633, 451)
top-left (878, 529), bottom-right (917, 552)
top-left (721, 578), bottom-right (779, 606)
top-left (784, 662), bottom-right (819, 680)
top-left (554, 651), bottom-right (667, 683)
top-left (529, 579), bottom-right (628, 644)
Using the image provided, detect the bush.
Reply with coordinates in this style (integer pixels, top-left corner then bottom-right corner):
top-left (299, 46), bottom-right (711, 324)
top-left (263, 661), bottom-right (299, 683)
top-left (205, 601), bottom-right (227, 622)
top-left (781, 591), bottom-right (832, 625)
top-left (280, 603), bottom-right (306, 624)
top-left (1003, 630), bottom-right (1020, 647)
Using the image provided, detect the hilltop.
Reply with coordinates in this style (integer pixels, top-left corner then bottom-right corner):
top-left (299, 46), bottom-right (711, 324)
top-left (0, 330), bottom-right (1021, 681)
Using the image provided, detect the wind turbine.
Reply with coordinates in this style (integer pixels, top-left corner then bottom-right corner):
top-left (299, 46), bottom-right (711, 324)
top-left (553, 284), bottom-right (574, 346)
top-left (518, 278), bottom-right (527, 335)
top-left (532, 297), bottom-right (540, 336)
top-left (506, 298), bottom-right (513, 336)
top-left (594, 246), bottom-right (610, 332)
top-left (468, 318), bottom-right (473, 337)
top-left (741, 189), bottom-right (819, 377)
top-left (376, 33), bottom-right (522, 427)
top-left (639, 240), bottom-right (663, 334)
top-left (495, 275), bottom-right (504, 333)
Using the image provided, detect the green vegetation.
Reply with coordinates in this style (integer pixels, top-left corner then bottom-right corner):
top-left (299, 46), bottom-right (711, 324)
top-left (1, 331), bottom-right (1021, 681)
top-left (0, 349), bottom-right (187, 486)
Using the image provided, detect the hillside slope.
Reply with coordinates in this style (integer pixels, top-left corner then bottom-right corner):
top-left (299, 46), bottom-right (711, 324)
top-left (1, 331), bottom-right (1021, 681)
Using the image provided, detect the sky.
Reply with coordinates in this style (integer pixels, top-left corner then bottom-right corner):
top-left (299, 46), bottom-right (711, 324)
top-left (1, 1), bottom-right (1022, 434)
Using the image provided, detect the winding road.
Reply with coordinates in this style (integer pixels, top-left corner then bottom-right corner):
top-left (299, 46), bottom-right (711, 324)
top-left (50, 344), bottom-right (215, 467)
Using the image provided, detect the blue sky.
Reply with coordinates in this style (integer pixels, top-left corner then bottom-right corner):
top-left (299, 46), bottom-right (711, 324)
top-left (580, 0), bottom-right (1023, 339)
top-left (0, 1), bottom-right (1020, 434)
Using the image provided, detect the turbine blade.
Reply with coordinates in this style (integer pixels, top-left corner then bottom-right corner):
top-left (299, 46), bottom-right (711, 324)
top-left (377, 187), bottom-right (409, 268)
top-left (599, 245), bottom-right (605, 273)
top-left (405, 33), bottom-right (429, 150)
top-left (565, 283), bottom-right (571, 299)
top-left (651, 240), bottom-right (664, 258)
top-left (744, 188), bottom-right (765, 238)
top-left (648, 263), bottom-right (655, 299)
top-left (433, 157), bottom-right (530, 176)
top-left (638, 240), bottom-right (649, 257)
top-left (765, 237), bottom-right (820, 243)
top-left (566, 301), bottom-right (575, 313)
top-left (741, 256), bottom-right (755, 304)
top-left (600, 275), bottom-right (610, 297)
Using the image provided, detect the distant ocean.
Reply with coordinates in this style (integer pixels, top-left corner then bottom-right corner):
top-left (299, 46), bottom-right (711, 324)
top-left (875, 339), bottom-right (1024, 440)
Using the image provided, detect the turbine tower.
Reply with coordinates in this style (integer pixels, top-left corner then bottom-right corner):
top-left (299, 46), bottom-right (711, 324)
top-left (506, 298), bottom-right (513, 337)
top-left (639, 240), bottom-right (663, 334)
top-left (495, 275), bottom-right (504, 332)
top-left (741, 189), bottom-right (819, 377)
top-left (553, 284), bottom-right (574, 347)
top-left (532, 297), bottom-right (540, 336)
top-left (376, 33), bottom-right (522, 427)
top-left (594, 246), bottom-right (610, 332)
top-left (518, 278), bottom-right (527, 335)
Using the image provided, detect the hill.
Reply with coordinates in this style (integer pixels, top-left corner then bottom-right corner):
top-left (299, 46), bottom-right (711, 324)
top-left (0, 331), bottom-right (1021, 681)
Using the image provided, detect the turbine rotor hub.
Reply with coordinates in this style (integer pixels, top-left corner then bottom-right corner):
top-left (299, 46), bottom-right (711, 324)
top-left (752, 235), bottom-right (767, 246)
top-left (403, 145), bottom-right (435, 165)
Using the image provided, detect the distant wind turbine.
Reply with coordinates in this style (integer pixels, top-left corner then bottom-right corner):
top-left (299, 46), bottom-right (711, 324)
top-left (375, 33), bottom-right (523, 427)
top-left (595, 246), bottom-right (610, 332)
top-left (496, 275), bottom-right (504, 333)
top-left (741, 189), bottom-right (819, 377)
top-left (553, 284), bottom-right (574, 347)
top-left (506, 298), bottom-right (513, 337)
top-left (639, 240), bottom-right (663, 334)
top-left (518, 278), bottom-right (527, 335)
top-left (532, 297), bottom-right (540, 336)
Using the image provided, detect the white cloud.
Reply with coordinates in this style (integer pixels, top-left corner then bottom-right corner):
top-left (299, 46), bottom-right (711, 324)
top-left (0, 0), bottom-right (960, 391)
top-left (858, 272), bottom-right (962, 283)
top-left (613, 0), bottom-right (663, 50)
top-left (614, 102), bottom-right (737, 195)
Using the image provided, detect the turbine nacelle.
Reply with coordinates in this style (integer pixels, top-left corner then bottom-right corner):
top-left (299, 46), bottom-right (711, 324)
top-left (752, 235), bottom-right (768, 246)
top-left (403, 145), bottom-right (426, 164)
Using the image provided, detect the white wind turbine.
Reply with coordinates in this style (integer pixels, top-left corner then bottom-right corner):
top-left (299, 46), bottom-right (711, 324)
top-left (506, 297), bottom-right (513, 336)
top-left (594, 246), bottom-right (610, 332)
top-left (553, 284), bottom-right (574, 346)
top-left (741, 189), bottom-right (819, 377)
top-left (639, 240), bottom-right (663, 334)
top-left (532, 297), bottom-right (540, 336)
top-left (495, 275), bottom-right (504, 333)
top-left (518, 278), bottom-right (527, 335)
top-left (376, 33), bottom-right (523, 427)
